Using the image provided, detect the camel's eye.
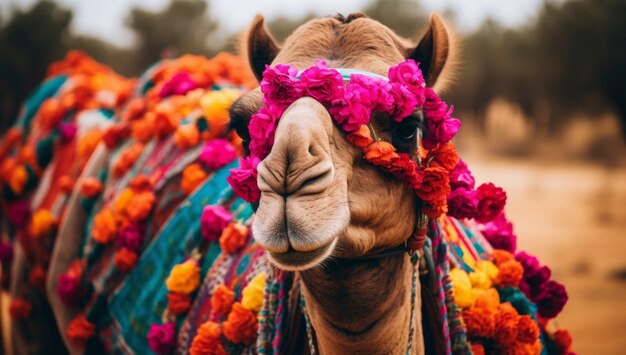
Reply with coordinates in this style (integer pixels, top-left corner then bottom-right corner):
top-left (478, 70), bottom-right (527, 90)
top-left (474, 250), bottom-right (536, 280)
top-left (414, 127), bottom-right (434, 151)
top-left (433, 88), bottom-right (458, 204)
top-left (394, 117), bottom-right (420, 140)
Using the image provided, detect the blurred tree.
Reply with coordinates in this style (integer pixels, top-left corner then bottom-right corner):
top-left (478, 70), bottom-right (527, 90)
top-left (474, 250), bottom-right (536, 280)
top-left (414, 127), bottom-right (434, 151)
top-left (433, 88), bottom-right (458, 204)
top-left (363, 0), bottom-right (427, 38)
top-left (0, 0), bottom-right (72, 131)
top-left (126, 0), bottom-right (218, 71)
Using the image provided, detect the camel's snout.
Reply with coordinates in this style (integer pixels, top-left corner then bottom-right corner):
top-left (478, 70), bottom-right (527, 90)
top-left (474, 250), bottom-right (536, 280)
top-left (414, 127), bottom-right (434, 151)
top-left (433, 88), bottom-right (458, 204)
top-left (253, 97), bottom-right (350, 270)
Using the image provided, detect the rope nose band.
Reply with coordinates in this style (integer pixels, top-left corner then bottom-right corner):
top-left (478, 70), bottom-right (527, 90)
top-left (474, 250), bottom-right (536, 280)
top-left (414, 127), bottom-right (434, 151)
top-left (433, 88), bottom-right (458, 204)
top-left (296, 68), bottom-right (389, 81)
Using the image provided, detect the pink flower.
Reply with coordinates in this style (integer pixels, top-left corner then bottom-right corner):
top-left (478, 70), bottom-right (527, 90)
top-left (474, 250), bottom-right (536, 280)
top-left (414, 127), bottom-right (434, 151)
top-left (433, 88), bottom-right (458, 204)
top-left (57, 274), bottom-right (83, 306)
top-left (479, 211), bottom-right (517, 252)
top-left (475, 183), bottom-right (507, 223)
top-left (422, 87), bottom-right (461, 148)
top-left (200, 205), bottom-right (233, 241)
top-left (446, 188), bottom-right (478, 219)
top-left (248, 106), bottom-right (280, 158)
top-left (59, 122), bottom-right (77, 142)
top-left (7, 200), bottom-right (31, 227)
top-left (299, 60), bottom-right (344, 103)
top-left (536, 280), bottom-right (568, 318)
top-left (350, 74), bottom-right (394, 113)
top-left (0, 241), bottom-right (14, 267)
top-left (159, 72), bottom-right (198, 98)
top-left (260, 64), bottom-right (304, 106)
top-left (147, 322), bottom-right (177, 355)
top-left (449, 159), bottom-right (475, 190)
top-left (329, 82), bottom-right (373, 132)
top-left (388, 83), bottom-right (418, 122)
top-left (199, 139), bottom-right (237, 170)
top-left (116, 223), bottom-right (145, 252)
top-left (389, 60), bottom-right (425, 89)
top-left (227, 156), bottom-right (261, 203)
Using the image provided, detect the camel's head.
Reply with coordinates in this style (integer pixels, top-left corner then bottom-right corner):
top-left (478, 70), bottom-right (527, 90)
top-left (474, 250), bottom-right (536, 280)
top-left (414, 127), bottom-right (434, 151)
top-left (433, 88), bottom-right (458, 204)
top-left (230, 13), bottom-right (456, 270)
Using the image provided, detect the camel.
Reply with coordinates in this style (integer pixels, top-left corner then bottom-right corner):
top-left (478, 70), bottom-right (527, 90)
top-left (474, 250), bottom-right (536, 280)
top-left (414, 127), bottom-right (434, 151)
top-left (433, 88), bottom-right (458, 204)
top-left (229, 12), bottom-right (457, 354)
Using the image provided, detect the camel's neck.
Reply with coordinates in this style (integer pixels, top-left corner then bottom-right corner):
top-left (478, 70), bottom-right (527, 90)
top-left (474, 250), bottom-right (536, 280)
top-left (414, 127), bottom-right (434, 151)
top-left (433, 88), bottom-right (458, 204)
top-left (299, 253), bottom-right (424, 354)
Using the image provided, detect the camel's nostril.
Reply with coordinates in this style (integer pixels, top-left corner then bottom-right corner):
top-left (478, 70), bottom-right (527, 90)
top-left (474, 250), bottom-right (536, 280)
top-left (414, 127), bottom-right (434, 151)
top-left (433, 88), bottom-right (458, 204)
top-left (286, 161), bottom-right (334, 196)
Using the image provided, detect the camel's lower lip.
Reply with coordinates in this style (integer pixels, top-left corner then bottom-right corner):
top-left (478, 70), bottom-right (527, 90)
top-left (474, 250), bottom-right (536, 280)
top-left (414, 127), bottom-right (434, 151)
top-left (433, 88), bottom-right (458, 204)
top-left (268, 241), bottom-right (335, 271)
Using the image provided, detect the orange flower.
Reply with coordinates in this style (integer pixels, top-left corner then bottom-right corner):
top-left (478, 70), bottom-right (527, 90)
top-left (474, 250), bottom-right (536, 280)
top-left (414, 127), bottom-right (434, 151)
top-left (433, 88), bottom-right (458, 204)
top-left (36, 98), bottom-right (65, 130)
top-left (153, 110), bottom-right (178, 138)
top-left (417, 166), bottom-right (450, 203)
top-left (495, 259), bottom-right (524, 287)
top-left (67, 314), bottom-right (96, 344)
top-left (174, 124), bottom-right (200, 149)
top-left (0, 127), bottom-right (21, 161)
top-left (29, 209), bottom-right (57, 239)
top-left (181, 163), bottom-right (208, 195)
top-left (28, 266), bottom-right (47, 289)
top-left (0, 157), bottom-right (17, 183)
top-left (346, 125), bottom-right (373, 147)
top-left (167, 292), bottom-right (192, 315)
top-left (474, 288), bottom-right (500, 312)
top-left (129, 174), bottom-right (153, 191)
top-left (211, 284), bottom-right (235, 317)
top-left (166, 259), bottom-right (201, 295)
top-left (58, 175), bottom-right (74, 193)
top-left (92, 207), bottom-right (118, 244)
top-left (102, 124), bottom-right (131, 150)
top-left (130, 117), bottom-right (155, 144)
top-left (493, 302), bottom-right (519, 345)
top-left (516, 315), bottom-right (540, 344)
top-left (8, 165), bottom-right (28, 195)
top-left (114, 188), bottom-right (134, 215)
top-left (222, 302), bottom-right (257, 345)
top-left (80, 177), bottom-right (103, 198)
top-left (76, 130), bottom-right (102, 162)
top-left (428, 143), bottom-right (459, 171)
top-left (114, 247), bottom-right (138, 271)
top-left (125, 190), bottom-right (156, 222)
top-left (219, 223), bottom-right (249, 255)
top-left (9, 298), bottom-right (32, 320)
top-left (190, 321), bottom-right (226, 355)
top-left (492, 249), bottom-right (515, 266)
top-left (462, 308), bottom-right (494, 338)
top-left (121, 98), bottom-right (146, 122)
top-left (364, 141), bottom-right (398, 165)
top-left (112, 143), bottom-right (144, 177)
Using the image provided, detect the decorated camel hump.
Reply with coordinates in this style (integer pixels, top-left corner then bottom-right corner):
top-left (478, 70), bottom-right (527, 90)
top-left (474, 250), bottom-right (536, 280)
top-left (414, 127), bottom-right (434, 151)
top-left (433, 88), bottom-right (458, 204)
top-left (0, 13), bottom-right (573, 355)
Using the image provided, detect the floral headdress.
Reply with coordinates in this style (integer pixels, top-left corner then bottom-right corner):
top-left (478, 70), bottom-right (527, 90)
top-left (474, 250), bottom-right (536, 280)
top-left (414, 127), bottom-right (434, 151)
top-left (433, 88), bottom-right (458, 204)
top-left (228, 60), bottom-right (506, 224)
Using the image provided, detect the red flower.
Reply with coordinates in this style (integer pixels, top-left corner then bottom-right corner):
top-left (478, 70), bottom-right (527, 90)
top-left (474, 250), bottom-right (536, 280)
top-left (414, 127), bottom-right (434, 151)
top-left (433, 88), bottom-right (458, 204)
top-left (67, 314), bottom-right (96, 345)
top-left (28, 266), bottom-right (47, 289)
top-left (553, 328), bottom-right (573, 354)
top-left (222, 302), bottom-right (258, 345)
top-left (9, 298), bottom-right (32, 320)
top-left (475, 183), bottom-right (507, 223)
top-left (114, 247), bottom-right (138, 271)
top-left (167, 292), bottom-right (192, 315)
top-left (417, 166), bottom-right (450, 203)
top-left (103, 124), bottom-right (131, 150)
top-left (446, 188), bottom-right (478, 220)
top-left (516, 315), bottom-right (540, 344)
top-left (428, 143), bottom-right (459, 171)
top-left (227, 156), bottom-right (261, 203)
top-left (80, 177), bottom-right (103, 198)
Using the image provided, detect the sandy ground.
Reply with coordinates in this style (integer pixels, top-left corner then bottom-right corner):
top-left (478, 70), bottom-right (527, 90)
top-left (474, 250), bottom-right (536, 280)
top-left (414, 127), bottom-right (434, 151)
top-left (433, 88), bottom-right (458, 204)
top-left (469, 156), bottom-right (626, 355)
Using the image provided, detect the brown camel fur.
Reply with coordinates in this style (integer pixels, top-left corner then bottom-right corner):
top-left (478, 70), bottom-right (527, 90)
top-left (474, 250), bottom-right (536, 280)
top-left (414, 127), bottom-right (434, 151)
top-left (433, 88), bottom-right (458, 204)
top-left (231, 13), bottom-right (457, 354)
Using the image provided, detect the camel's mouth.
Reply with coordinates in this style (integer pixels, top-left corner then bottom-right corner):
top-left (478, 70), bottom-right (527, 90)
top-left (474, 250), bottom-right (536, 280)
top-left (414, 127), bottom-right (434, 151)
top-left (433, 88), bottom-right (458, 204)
top-left (266, 239), bottom-right (337, 271)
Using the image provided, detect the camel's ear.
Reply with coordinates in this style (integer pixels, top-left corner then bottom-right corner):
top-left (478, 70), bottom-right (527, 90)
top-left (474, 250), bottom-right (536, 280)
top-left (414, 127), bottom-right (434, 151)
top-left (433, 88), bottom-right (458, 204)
top-left (407, 14), bottom-right (453, 88)
top-left (245, 15), bottom-right (281, 82)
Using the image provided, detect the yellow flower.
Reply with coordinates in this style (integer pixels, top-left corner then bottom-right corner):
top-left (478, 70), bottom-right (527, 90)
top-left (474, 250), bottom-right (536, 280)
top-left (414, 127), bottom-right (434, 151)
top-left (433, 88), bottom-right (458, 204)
top-left (200, 90), bottom-right (241, 139)
top-left (469, 270), bottom-right (492, 290)
top-left (241, 272), bottom-right (266, 313)
top-left (475, 260), bottom-right (499, 282)
top-left (29, 209), bottom-right (56, 239)
top-left (166, 259), bottom-right (201, 295)
top-left (449, 268), bottom-right (475, 309)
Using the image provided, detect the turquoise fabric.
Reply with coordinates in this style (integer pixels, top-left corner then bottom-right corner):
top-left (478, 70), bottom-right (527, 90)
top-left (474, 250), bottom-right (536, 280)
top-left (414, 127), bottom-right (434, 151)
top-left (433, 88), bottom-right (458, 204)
top-left (107, 160), bottom-right (253, 353)
top-left (18, 75), bottom-right (67, 131)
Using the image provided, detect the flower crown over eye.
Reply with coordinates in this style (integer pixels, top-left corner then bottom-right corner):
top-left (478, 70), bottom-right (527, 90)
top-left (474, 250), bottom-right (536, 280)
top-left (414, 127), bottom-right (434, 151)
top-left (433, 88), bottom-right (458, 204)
top-left (227, 59), bottom-right (503, 223)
